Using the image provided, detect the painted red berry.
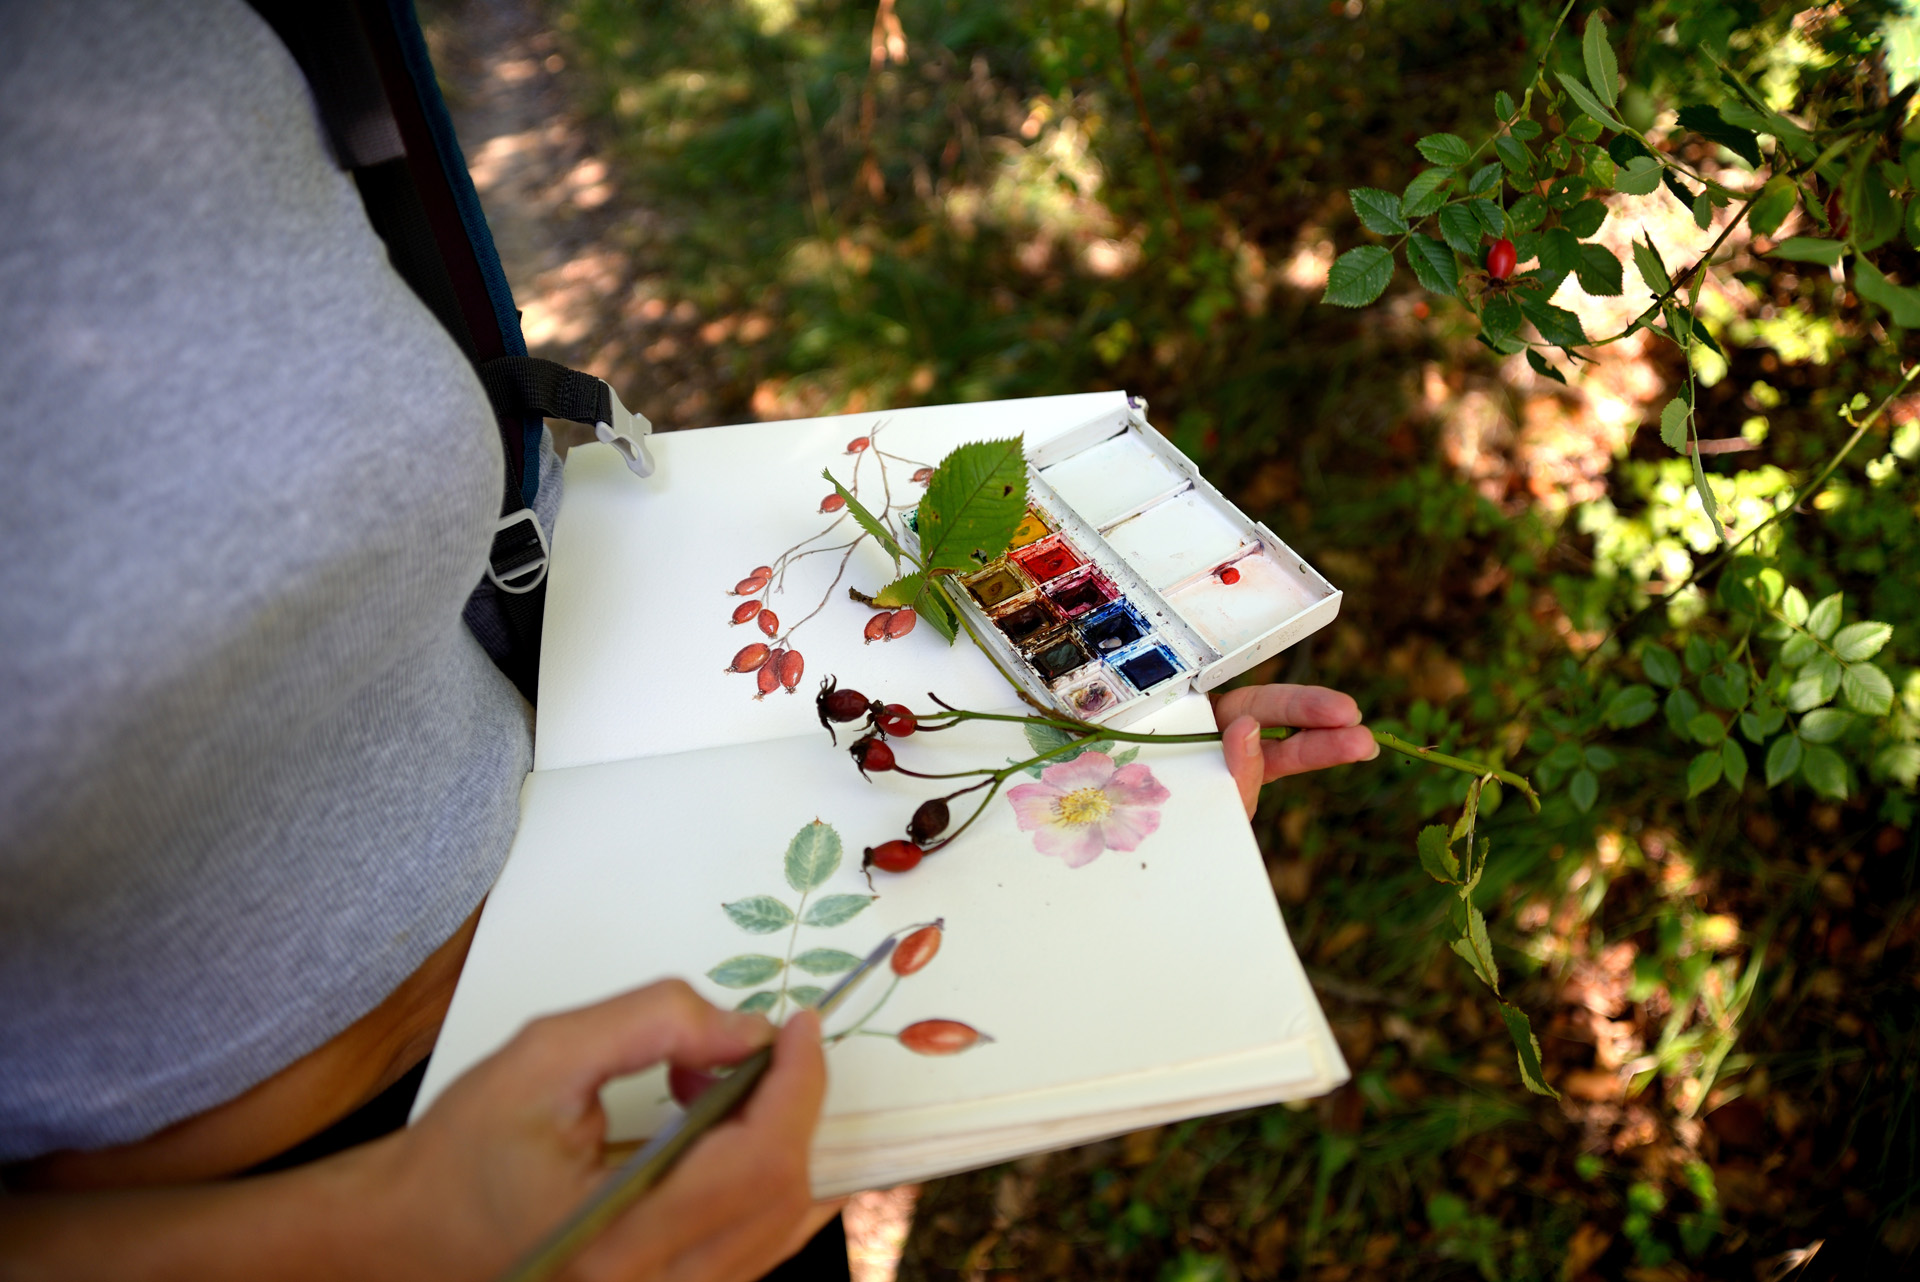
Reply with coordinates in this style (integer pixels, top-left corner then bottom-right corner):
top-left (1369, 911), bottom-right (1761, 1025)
top-left (1486, 237), bottom-right (1517, 281)
top-left (1217, 565), bottom-right (1241, 585)
top-left (731, 599), bottom-right (761, 625)
top-left (758, 609), bottom-right (779, 637)
top-left (779, 649), bottom-right (805, 692)
top-left (908, 798), bottom-right (949, 844)
top-left (885, 608), bottom-right (918, 641)
top-left (876, 703), bottom-right (917, 737)
top-left (846, 436), bottom-right (871, 453)
top-left (864, 611), bottom-right (894, 644)
top-left (892, 921), bottom-right (944, 975)
top-left (865, 839), bottom-right (923, 873)
top-left (668, 1064), bottom-right (719, 1107)
top-left (728, 643), bottom-right (771, 673)
top-left (911, 467), bottom-right (932, 483)
top-left (734, 574), bottom-right (770, 596)
top-left (898, 1019), bottom-right (988, 1055)
top-left (850, 736), bottom-right (895, 776)
top-left (750, 565), bottom-right (772, 578)
top-left (821, 493), bottom-right (847, 513)
top-left (756, 650), bottom-right (783, 699)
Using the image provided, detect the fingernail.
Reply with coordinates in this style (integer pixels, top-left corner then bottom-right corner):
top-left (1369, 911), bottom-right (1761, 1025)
top-left (1244, 727), bottom-right (1262, 757)
top-left (1363, 737), bottom-right (1381, 761)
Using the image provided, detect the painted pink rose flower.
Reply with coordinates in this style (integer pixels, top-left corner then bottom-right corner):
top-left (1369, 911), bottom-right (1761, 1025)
top-left (1006, 751), bottom-right (1170, 868)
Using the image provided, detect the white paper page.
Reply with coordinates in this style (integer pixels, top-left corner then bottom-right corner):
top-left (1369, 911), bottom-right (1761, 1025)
top-left (536, 392), bottom-right (1129, 773)
top-left (418, 698), bottom-right (1345, 1158)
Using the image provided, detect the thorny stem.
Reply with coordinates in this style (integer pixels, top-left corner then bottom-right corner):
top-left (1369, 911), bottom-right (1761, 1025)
top-left (1370, 730), bottom-right (1543, 814)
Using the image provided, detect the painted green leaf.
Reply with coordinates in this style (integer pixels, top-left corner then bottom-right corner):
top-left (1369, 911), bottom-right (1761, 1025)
top-left (1562, 199), bottom-right (1608, 238)
top-left (1633, 237), bottom-right (1672, 294)
top-left (873, 571), bottom-right (924, 609)
top-left (1805, 593), bottom-right (1843, 641)
top-left (1569, 768), bottom-right (1599, 813)
top-left (1520, 294), bottom-right (1589, 348)
top-left (918, 438), bottom-right (1028, 573)
top-left (1604, 684), bottom-right (1658, 728)
top-left (1024, 720), bottom-right (1076, 757)
top-left (1686, 749), bottom-right (1724, 797)
top-left (784, 820), bottom-right (843, 893)
top-left (1721, 739), bottom-right (1749, 790)
top-left (1555, 72), bottom-right (1626, 131)
top-left (1526, 349), bottom-right (1566, 384)
top-left (1798, 708), bottom-right (1854, 744)
top-left (1615, 156), bottom-right (1664, 196)
top-left (1853, 259), bottom-right (1920, 328)
top-left (723, 895), bottom-right (795, 934)
top-left (787, 985), bottom-right (827, 1009)
top-left (1438, 204), bottom-right (1483, 256)
top-left (1641, 644), bottom-right (1682, 688)
top-left (1406, 234), bottom-right (1459, 298)
top-left (1842, 662), bottom-right (1896, 716)
top-left (1802, 745), bottom-right (1848, 799)
top-left (791, 947), bottom-right (862, 976)
top-left (1416, 133), bottom-right (1473, 167)
top-left (1832, 622), bottom-right (1893, 662)
top-left (1576, 243), bottom-right (1624, 296)
top-left (708, 954), bottom-right (784, 988)
top-left (1687, 712), bottom-right (1727, 746)
top-left (1112, 745), bottom-right (1140, 766)
top-left (823, 469), bottom-right (906, 565)
top-left (1451, 905), bottom-right (1500, 994)
top-left (1417, 824), bottom-right (1460, 883)
top-left (1766, 237), bottom-right (1843, 266)
top-left (1765, 733), bottom-right (1803, 787)
top-left (1322, 246), bottom-right (1394, 308)
top-left (736, 990), bottom-right (779, 1014)
top-left (1349, 187), bottom-right (1408, 236)
top-left (802, 893), bottom-right (875, 927)
top-left (1749, 177), bottom-right (1799, 237)
top-left (1581, 15), bottom-right (1619, 112)
top-left (1401, 168), bottom-right (1453, 219)
top-left (1500, 1002), bottom-right (1561, 1098)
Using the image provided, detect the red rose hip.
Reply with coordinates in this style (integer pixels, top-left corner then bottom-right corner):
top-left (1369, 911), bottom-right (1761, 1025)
top-left (891, 922), bottom-right (943, 975)
top-left (756, 651), bottom-right (783, 699)
top-left (898, 1019), bottom-right (987, 1055)
top-left (750, 565), bottom-right (772, 577)
top-left (1486, 237), bottom-right (1516, 281)
top-left (820, 493), bottom-right (847, 513)
top-left (779, 648), bottom-right (805, 692)
top-left (876, 704), bottom-right (917, 737)
top-left (863, 611), bottom-right (893, 644)
top-left (733, 574), bottom-right (770, 596)
top-left (865, 839), bottom-right (923, 873)
top-left (758, 609), bottom-right (779, 637)
top-left (850, 736), bottom-right (895, 776)
top-left (911, 467), bottom-right (932, 483)
top-left (846, 436), bottom-right (870, 453)
top-left (731, 599), bottom-right (762, 625)
top-left (728, 643), bottom-right (771, 673)
top-left (884, 608), bottom-right (917, 640)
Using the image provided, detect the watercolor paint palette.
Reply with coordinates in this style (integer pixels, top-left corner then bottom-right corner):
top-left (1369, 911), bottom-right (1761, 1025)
top-left (904, 401), bottom-right (1342, 728)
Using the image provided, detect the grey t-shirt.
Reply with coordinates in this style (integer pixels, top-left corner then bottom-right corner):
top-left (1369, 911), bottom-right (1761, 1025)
top-left (0, 0), bottom-right (549, 1159)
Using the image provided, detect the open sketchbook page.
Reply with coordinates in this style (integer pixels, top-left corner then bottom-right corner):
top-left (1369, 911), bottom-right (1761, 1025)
top-left (533, 392), bottom-right (1130, 773)
top-left (416, 697), bottom-right (1347, 1190)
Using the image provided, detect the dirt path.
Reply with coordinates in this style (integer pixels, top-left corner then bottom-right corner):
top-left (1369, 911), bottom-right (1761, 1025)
top-left (426, 0), bottom-right (748, 442)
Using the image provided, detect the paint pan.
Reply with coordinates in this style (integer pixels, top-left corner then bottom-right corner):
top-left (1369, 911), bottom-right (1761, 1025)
top-left (1052, 663), bottom-right (1130, 718)
top-left (1110, 640), bottom-right (1185, 692)
top-left (1010, 535), bottom-right (1086, 585)
top-left (1100, 490), bottom-right (1255, 593)
top-left (1025, 629), bottom-right (1093, 682)
top-left (1042, 566), bottom-right (1118, 619)
top-left (1163, 550), bottom-right (1322, 655)
top-left (1078, 600), bottom-right (1149, 655)
top-left (989, 592), bottom-right (1062, 646)
top-left (1007, 507), bottom-right (1054, 550)
top-left (1038, 428), bottom-right (1189, 529)
top-left (960, 562), bottom-right (1031, 609)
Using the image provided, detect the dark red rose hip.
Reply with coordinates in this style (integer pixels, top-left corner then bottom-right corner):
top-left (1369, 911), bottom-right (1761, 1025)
top-left (817, 678), bottom-right (873, 738)
top-left (891, 922), bottom-right (943, 975)
top-left (865, 839), bottom-right (923, 873)
top-left (898, 1019), bottom-right (986, 1055)
top-left (907, 797), bottom-right (949, 844)
top-left (728, 643), bottom-right (771, 673)
top-left (850, 736), bottom-right (895, 776)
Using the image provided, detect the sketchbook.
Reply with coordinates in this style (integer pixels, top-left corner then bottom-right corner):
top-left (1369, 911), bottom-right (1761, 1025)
top-left (413, 391), bottom-right (1350, 1197)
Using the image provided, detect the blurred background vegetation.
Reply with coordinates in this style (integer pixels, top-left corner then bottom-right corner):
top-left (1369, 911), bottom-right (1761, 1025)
top-left (434, 0), bottom-right (1920, 1276)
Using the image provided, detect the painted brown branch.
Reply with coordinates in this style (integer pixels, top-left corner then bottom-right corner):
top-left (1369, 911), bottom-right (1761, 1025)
top-left (1116, 0), bottom-right (1187, 253)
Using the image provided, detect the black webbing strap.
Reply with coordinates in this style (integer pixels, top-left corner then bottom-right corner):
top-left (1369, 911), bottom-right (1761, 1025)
top-left (479, 357), bottom-right (612, 431)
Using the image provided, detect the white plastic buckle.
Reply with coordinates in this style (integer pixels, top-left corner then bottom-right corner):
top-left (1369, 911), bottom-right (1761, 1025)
top-left (595, 382), bottom-right (656, 478)
top-left (487, 508), bottom-right (549, 594)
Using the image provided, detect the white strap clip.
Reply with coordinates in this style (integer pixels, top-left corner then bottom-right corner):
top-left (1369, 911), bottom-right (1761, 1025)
top-left (487, 508), bottom-right (549, 594)
top-left (596, 383), bottom-right (656, 478)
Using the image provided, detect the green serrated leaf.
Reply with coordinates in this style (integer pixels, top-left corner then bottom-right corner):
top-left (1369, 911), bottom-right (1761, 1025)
top-left (1533, 227), bottom-right (1581, 292)
top-left (1722, 739), bottom-right (1749, 790)
top-left (1798, 708), bottom-right (1854, 744)
top-left (787, 985), bottom-right (827, 1008)
top-left (1850, 177), bottom-right (1902, 253)
top-left (1749, 177), bottom-right (1799, 237)
top-left (1687, 749), bottom-right (1724, 796)
top-left (1506, 193), bottom-right (1547, 234)
top-left (1401, 168), bottom-right (1453, 219)
top-left (1675, 104), bottom-right (1761, 167)
top-left (1691, 450), bottom-right (1724, 544)
top-left (1562, 199), bottom-right (1608, 238)
top-left (801, 893), bottom-right (874, 927)
top-left (1832, 621), bottom-right (1893, 662)
top-left (1495, 90), bottom-right (1516, 120)
top-left (1520, 294), bottom-right (1590, 348)
top-left (1481, 293), bottom-right (1521, 343)
top-left (1469, 163), bottom-right (1503, 197)
top-left (1687, 712), bottom-right (1727, 746)
top-left (917, 439), bottom-right (1028, 574)
top-left (708, 954), bottom-right (785, 988)
top-left (1802, 745), bottom-right (1848, 799)
top-left (1349, 187), bottom-right (1408, 236)
top-left (1842, 662), bottom-right (1896, 716)
top-left (1633, 238), bottom-right (1672, 294)
top-left (723, 895), bottom-right (795, 934)
top-left (924, 578), bottom-right (960, 644)
top-left (1742, 705), bottom-right (1786, 742)
top-left (791, 947), bottom-right (862, 976)
top-left (1452, 905), bottom-right (1500, 994)
top-left (1406, 234), bottom-right (1459, 298)
top-left (1416, 133), bottom-right (1473, 167)
top-left (784, 820), bottom-right (843, 893)
top-left (1780, 631), bottom-right (1820, 668)
top-left (1113, 745), bottom-right (1139, 766)
top-left (873, 571), bottom-right (925, 609)
top-left (1555, 72), bottom-right (1627, 131)
top-left (1642, 644), bottom-right (1682, 688)
top-left (1615, 156), bottom-right (1663, 196)
top-left (1582, 15), bottom-right (1619, 112)
top-left (1322, 245), bottom-right (1395, 308)
top-left (1765, 733), bottom-right (1803, 786)
top-left (1569, 768), bottom-right (1599, 813)
top-left (1693, 192), bottom-right (1714, 230)
top-left (1527, 349), bottom-right (1566, 384)
top-left (1437, 204), bottom-right (1482, 256)
top-left (1659, 398), bottom-right (1690, 451)
top-left (1806, 593), bottom-right (1843, 641)
top-left (1548, 176), bottom-right (1592, 211)
top-left (736, 990), bottom-right (779, 1014)
top-left (1417, 824), bottom-right (1460, 883)
top-left (1766, 237), bottom-right (1843, 266)
top-left (824, 469), bottom-right (907, 565)
top-left (1604, 684), bottom-right (1658, 728)
top-left (1586, 147), bottom-right (1618, 189)
top-left (1575, 243), bottom-right (1623, 296)
top-left (1854, 259), bottom-right (1920, 328)
top-left (1500, 1002), bottom-right (1561, 1098)
top-left (1024, 720), bottom-right (1077, 756)
top-left (1781, 586), bottom-right (1809, 625)
top-left (1666, 687), bottom-right (1701, 737)
top-left (1495, 134), bottom-right (1535, 179)
top-left (1510, 118), bottom-right (1543, 142)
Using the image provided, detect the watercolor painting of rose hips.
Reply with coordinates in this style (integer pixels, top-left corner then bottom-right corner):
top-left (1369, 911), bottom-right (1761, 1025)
top-left (703, 819), bottom-right (989, 1057)
top-left (722, 420), bottom-right (932, 701)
